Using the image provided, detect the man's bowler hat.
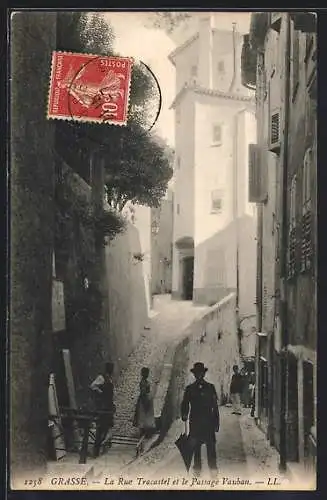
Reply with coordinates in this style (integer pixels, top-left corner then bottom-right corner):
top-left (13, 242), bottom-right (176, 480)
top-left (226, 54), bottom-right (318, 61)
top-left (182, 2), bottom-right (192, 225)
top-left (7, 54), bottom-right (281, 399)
top-left (190, 362), bottom-right (208, 374)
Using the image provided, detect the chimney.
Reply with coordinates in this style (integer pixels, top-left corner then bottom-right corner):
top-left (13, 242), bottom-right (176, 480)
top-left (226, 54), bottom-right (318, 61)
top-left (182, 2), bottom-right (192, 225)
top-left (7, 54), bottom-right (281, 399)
top-left (198, 13), bottom-right (214, 89)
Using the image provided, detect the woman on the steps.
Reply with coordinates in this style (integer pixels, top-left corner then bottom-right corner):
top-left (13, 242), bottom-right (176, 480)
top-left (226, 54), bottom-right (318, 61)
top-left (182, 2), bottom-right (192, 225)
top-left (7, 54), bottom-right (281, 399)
top-left (133, 367), bottom-right (156, 438)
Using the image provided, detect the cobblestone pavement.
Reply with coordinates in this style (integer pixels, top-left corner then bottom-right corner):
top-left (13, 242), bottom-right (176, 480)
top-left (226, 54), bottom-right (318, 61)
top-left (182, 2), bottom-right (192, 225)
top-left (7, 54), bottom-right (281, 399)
top-left (124, 406), bottom-right (291, 488)
top-left (239, 409), bottom-right (282, 478)
top-left (91, 296), bottom-right (293, 489)
top-left (125, 406), bottom-right (247, 478)
top-left (112, 295), bottom-right (208, 438)
top-left (121, 305), bottom-right (291, 488)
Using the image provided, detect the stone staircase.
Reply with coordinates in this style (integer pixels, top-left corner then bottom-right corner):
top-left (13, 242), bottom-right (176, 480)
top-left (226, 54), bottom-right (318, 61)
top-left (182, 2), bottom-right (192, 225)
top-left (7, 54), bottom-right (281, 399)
top-left (46, 296), bottom-right (210, 480)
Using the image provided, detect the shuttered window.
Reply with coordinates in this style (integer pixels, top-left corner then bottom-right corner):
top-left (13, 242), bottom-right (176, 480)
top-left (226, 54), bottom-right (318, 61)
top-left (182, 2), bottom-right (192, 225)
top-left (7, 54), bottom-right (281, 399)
top-left (301, 148), bottom-right (313, 272)
top-left (248, 144), bottom-right (267, 203)
top-left (270, 111), bottom-right (280, 147)
top-left (288, 175), bottom-right (297, 278)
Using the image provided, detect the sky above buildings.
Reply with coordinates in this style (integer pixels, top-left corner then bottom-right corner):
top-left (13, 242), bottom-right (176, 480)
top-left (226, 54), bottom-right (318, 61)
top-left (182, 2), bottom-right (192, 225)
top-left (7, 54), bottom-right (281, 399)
top-left (103, 11), bottom-right (251, 148)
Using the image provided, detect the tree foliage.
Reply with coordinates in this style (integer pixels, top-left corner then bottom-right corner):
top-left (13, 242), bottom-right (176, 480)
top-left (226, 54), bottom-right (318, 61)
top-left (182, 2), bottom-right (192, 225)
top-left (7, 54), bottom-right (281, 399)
top-left (104, 122), bottom-right (173, 210)
top-left (56, 12), bottom-right (115, 54)
top-left (56, 12), bottom-right (157, 133)
top-left (145, 12), bottom-right (192, 34)
top-left (55, 11), bottom-right (172, 212)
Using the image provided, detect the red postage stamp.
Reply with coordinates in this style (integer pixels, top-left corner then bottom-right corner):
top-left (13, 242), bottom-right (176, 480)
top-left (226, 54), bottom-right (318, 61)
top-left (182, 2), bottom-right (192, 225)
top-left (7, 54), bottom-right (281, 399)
top-left (47, 51), bottom-right (133, 126)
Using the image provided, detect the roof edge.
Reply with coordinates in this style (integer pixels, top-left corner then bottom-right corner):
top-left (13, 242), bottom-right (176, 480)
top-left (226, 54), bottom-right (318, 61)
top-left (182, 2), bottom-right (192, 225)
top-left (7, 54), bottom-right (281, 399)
top-left (170, 84), bottom-right (255, 109)
top-left (168, 33), bottom-right (199, 65)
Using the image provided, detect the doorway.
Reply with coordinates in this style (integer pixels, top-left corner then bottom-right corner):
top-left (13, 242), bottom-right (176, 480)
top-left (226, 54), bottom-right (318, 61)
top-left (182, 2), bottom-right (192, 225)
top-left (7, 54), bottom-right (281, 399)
top-left (183, 256), bottom-right (194, 300)
top-left (287, 354), bottom-right (299, 462)
top-left (259, 356), bottom-right (269, 428)
top-left (303, 360), bottom-right (314, 463)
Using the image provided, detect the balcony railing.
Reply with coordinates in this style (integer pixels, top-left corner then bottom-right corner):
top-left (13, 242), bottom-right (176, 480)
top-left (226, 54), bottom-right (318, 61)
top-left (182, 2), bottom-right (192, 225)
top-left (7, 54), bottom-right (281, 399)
top-left (301, 208), bottom-right (313, 272)
top-left (288, 226), bottom-right (297, 279)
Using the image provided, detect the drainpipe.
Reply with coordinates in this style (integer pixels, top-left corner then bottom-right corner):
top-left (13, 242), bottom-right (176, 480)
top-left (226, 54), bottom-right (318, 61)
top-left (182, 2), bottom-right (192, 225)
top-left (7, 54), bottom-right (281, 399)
top-left (233, 109), bottom-right (245, 356)
top-left (229, 23), bottom-right (237, 93)
top-left (255, 202), bottom-right (263, 420)
top-left (279, 13), bottom-right (291, 473)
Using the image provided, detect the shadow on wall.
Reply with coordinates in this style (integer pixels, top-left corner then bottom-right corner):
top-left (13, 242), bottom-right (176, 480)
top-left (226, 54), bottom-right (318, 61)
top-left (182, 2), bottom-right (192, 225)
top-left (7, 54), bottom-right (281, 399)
top-left (160, 293), bottom-right (240, 437)
top-left (105, 221), bottom-right (148, 375)
top-left (193, 214), bottom-right (256, 312)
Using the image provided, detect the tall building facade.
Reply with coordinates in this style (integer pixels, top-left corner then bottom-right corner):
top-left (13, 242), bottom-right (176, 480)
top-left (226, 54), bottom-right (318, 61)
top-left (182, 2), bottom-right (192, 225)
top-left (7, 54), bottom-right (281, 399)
top-left (243, 12), bottom-right (317, 478)
top-left (169, 15), bottom-right (257, 339)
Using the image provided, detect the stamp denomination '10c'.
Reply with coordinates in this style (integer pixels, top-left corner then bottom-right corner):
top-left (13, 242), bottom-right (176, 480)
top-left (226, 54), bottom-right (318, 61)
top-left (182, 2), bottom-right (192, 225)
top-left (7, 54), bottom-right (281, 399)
top-left (47, 51), bottom-right (133, 126)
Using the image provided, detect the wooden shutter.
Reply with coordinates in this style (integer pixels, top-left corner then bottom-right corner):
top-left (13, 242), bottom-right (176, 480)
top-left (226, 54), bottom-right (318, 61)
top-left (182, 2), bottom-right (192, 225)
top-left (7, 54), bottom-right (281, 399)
top-left (249, 144), bottom-right (267, 202)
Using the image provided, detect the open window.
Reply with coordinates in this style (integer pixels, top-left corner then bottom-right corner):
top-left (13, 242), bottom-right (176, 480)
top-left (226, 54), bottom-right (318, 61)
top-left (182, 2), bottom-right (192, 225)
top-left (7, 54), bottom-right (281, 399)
top-left (270, 12), bottom-right (282, 33)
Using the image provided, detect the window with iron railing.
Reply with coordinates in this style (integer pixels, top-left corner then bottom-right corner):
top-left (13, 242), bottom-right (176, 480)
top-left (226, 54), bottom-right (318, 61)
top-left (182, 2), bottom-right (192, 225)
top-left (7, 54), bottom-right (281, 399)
top-left (288, 175), bottom-right (297, 279)
top-left (301, 148), bottom-right (313, 272)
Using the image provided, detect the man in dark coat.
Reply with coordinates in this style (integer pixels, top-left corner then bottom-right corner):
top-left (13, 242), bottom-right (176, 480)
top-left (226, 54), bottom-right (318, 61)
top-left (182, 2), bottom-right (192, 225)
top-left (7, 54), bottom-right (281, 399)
top-left (181, 362), bottom-right (220, 476)
top-left (90, 362), bottom-right (115, 457)
top-left (230, 364), bottom-right (243, 415)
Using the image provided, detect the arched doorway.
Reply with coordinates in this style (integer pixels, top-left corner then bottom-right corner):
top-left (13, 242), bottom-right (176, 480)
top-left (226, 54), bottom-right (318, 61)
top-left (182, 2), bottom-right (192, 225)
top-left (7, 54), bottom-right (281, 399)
top-left (175, 236), bottom-right (194, 301)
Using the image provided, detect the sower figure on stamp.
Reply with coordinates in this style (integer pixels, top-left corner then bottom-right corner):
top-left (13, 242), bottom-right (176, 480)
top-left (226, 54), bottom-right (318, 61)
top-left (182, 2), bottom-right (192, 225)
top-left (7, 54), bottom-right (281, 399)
top-left (90, 362), bottom-right (116, 458)
top-left (181, 362), bottom-right (220, 477)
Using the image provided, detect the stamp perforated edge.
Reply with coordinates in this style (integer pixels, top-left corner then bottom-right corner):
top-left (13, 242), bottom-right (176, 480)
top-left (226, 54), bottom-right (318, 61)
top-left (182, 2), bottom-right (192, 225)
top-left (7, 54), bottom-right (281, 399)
top-left (47, 50), bottom-right (134, 127)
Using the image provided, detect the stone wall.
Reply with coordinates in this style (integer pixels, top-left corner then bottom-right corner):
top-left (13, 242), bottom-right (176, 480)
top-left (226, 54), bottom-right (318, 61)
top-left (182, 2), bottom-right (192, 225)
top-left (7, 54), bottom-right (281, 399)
top-left (193, 214), bottom-right (256, 311)
top-left (186, 293), bottom-right (240, 401)
top-left (161, 293), bottom-right (240, 434)
top-left (104, 221), bottom-right (149, 377)
top-left (53, 162), bottom-right (150, 404)
top-left (10, 12), bottom-right (57, 483)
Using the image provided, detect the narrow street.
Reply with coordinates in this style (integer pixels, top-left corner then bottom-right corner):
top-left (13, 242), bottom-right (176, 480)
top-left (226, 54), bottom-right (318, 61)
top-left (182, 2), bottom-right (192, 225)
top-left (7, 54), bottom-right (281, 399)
top-left (83, 294), bottom-right (290, 489)
top-left (112, 295), bottom-right (209, 438)
top-left (10, 11), bottom-right (317, 493)
top-left (126, 406), bottom-right (285, 484)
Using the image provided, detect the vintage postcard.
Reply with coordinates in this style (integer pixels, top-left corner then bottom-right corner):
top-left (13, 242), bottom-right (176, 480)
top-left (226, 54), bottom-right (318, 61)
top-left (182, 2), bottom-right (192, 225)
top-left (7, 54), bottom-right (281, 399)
top-left (9, 10), bottom-right (317, 492)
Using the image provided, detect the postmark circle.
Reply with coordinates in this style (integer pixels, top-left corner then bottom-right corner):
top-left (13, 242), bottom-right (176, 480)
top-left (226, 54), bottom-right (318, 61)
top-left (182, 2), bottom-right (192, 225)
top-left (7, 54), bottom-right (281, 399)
top-left (66, 56), bottom-right (162, 146)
